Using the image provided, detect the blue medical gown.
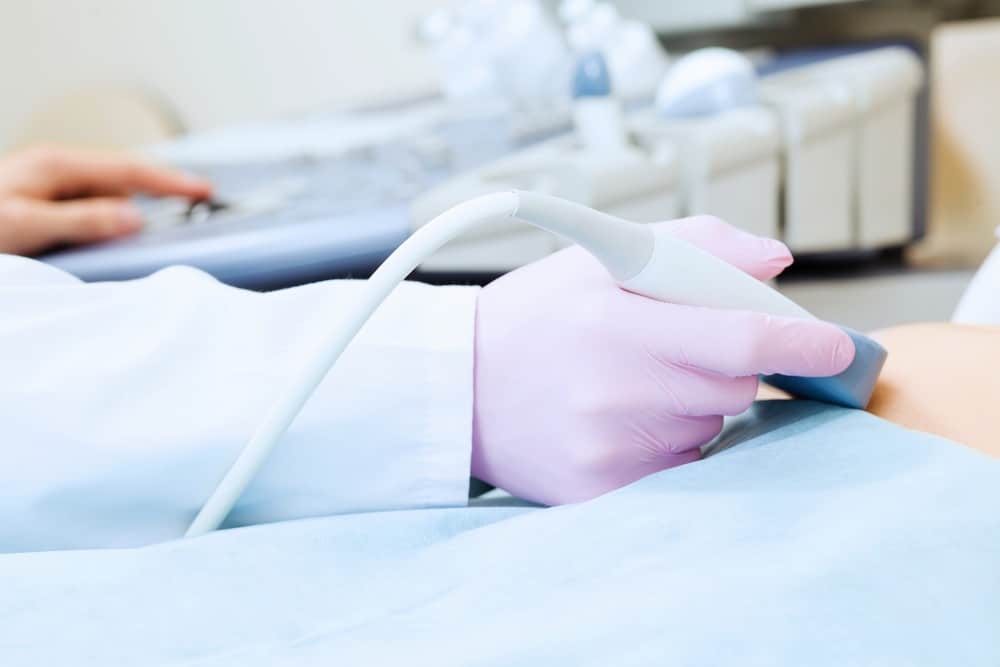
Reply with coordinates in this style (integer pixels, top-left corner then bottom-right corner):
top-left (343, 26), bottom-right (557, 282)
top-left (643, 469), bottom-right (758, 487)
top-left (2, 401), bottom-right (998, 666)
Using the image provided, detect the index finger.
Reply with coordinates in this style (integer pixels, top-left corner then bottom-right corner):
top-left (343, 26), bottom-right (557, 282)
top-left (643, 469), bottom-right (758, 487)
top-left (621, 291), bottom-right (856, 378)
top-left (42, 148), bottom-right (213, 200)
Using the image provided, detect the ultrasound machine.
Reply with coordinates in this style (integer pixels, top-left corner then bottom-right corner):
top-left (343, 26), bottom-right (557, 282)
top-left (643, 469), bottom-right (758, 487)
top-left (40, 102), bottom-right (557, 289)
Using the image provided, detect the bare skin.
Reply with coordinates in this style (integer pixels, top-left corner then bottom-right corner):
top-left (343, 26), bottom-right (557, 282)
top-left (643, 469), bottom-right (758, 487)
top-left (866, 322), bottom-right (1000, 456)
top-left (0, 145), bottom-right (212, 255)
top-left (761, 322), bottom-right (1000, 457)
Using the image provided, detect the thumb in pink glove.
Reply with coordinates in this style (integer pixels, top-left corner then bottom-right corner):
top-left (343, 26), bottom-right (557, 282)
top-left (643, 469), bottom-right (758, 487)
top-left (471, 215), bottom-right (855, 505)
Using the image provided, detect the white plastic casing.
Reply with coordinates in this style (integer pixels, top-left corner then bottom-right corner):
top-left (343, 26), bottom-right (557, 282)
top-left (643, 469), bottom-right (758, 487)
top-left (758, 75), bottom-right (856, 253)
top-left (759, 47), bottom-right (923, 252)
top-left (654, 47), bottom-right (758, 117)
top-left (621, 227), bottom-right (812, 319)
top-left (572, 97), bottom-right (629, 152)
top-left (631, 106), bottom-right (780, 240)
top-left (813, 47), bottom-right (923, 248)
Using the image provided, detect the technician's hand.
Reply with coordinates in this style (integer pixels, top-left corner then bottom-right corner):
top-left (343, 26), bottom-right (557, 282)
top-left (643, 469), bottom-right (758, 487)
top-left (472, 217), bottom-right (855, 505)
top-left (0, 145), bottom-right (212, 255)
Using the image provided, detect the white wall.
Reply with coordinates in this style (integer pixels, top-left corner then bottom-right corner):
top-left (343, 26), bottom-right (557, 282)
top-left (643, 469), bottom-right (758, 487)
top-left (0, 0), bottom-right (444, 148)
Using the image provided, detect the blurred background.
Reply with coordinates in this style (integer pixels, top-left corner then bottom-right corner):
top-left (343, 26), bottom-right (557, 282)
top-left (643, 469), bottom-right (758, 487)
top-left (4, 0), bottom-right (1000, 329)
top-left (0, 1), bottom-right (443, 146)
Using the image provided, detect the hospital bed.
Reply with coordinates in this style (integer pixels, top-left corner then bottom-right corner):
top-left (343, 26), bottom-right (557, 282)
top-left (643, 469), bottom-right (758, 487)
top-left (2, 401), bottom-right (998, 665)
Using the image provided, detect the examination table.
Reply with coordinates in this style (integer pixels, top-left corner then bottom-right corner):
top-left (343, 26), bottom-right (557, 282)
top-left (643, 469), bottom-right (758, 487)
top-left (2, 401), bottom-right (998, 665)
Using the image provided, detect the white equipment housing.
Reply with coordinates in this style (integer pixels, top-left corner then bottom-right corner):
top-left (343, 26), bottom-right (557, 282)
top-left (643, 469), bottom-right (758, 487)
top-left (758, 73), bottom-right (857, 252)
top-left (631, 106), bottom-right (781, 240)
top-left (410, 46), bottom-right (924, 273)
top-left (411, 136), bottom-right (679, 272)
top-left (760, 46), bottom-right (923, 251)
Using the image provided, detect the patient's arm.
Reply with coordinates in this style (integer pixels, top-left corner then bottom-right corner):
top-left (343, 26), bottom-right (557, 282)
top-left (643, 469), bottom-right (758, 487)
top-left (761, 323), bottom-right (999, 456)
top-left (865, 323), bottom-right (999, 457)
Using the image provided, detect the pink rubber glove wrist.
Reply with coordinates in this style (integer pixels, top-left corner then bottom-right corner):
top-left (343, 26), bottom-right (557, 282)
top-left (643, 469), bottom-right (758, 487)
top-left (471, 215), bottom-right (855, 505)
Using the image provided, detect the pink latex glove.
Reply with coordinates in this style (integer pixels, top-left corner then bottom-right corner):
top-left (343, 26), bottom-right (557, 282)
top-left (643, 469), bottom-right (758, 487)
top-left (471, 216), bottom-right (856, 505)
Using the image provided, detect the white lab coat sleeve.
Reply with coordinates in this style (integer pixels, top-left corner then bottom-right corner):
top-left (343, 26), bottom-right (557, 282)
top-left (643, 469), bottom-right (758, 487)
top-left (0, 255), bottom-right (479, 552)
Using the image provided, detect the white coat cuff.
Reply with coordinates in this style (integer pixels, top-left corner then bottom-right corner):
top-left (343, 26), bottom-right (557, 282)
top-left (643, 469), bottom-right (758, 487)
top-left (385, 282), bottom-right (479, 508)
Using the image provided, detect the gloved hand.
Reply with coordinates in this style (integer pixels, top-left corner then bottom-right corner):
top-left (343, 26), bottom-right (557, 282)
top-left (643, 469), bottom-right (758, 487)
top-left (471, 216), bottom-right (855, 505)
